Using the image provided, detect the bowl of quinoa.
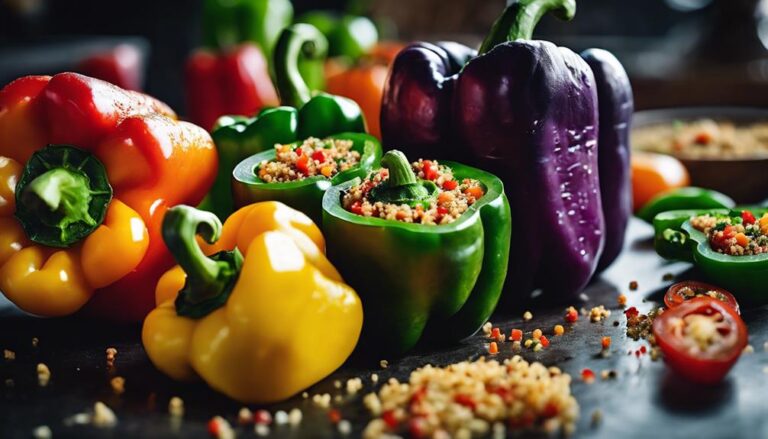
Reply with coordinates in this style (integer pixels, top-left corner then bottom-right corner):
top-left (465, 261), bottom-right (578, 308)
top-left (341, 158), bottom-right (486, 225)
top-left (232, 133), bottom-right (382, 224)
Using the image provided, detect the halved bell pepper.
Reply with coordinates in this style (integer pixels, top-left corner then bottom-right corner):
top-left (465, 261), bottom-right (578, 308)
top-left (322, 150), bottom-right (511, 354)
top-left (142, 202), bottom-right (362, 403)
top-left (653, 208), bottom-right (768, 301)
top-left (202, 23), bottom-right (367, 220)
top-left (0, 73), bottom-right (217, 319)
top-left (233, 133), bottom-right (382, 225)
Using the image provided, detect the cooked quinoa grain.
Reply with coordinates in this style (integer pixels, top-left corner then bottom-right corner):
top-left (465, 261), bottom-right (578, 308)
top-left (343, 160), bottom-right (484, 225)
top-left (362, 357), bottom-right (578, 438)
top-left (258, 137), bottom-right (360, 182)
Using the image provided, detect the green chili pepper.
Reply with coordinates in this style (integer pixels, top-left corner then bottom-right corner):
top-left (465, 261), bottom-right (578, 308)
top-left (296, 11), bottom-right (379, 60)
top-left (232, 133), bottom-right (381, 225)
top-left (15, 145), bottom-right (112, 248)
top-left (322, 150), bottom-right (512, 354)
top-left (637, 187), bottom-right (735, 223)
top-left (653, 208), bottom-right (768, 301)
top-left (201, 24), bottom-right (368, 220)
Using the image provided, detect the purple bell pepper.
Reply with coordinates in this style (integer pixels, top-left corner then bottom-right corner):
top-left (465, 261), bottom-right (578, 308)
top-left (581, 48), bottom-right (633, 273)
top-left (382, 0), bottom-right (613, 301)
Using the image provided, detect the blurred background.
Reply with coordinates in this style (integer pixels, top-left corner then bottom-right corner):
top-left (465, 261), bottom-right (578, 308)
top-left (3, 0), bottom-right (768, 113)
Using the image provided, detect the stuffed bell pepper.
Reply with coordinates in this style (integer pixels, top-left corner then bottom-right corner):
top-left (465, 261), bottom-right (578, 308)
top-left (0, 73), bottom-right (217, 319)
top-left (202, 23), bottom-right (370, 220)
top-left (381, 0), bottom-right (634, 301)
top-left (322, 150), bottom-right (511, 354)
top-left (653, 208), bottom-right (768, 302)
top-left (142, 202), bottom-right (362, 403)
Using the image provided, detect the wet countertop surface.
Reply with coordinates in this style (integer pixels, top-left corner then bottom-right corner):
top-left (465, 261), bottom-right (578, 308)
top-left (1, 219), bottom-right (767, 438)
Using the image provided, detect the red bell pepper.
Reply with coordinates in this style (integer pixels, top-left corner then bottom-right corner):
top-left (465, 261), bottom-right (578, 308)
top-left (76, 44), bottom-right (144, 91)
top-left (185, 43), bottom-right (278, 130)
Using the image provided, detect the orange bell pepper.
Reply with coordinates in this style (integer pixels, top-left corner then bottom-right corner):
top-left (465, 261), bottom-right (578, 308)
top-left (631, 151), bottom-right (690, 211)
top-left (0, 73), bottom-right (217, 320)
top-left (326, 42), bottom-right (405, 139)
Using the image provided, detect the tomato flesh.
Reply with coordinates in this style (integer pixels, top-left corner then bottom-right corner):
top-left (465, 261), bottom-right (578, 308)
top-left (652, 297), bottom-right (747, 384)
top-left (664, 281), bottom-right (740, 315)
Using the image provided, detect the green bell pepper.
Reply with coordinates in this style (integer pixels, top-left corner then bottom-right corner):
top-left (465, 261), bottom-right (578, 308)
top-left (637, 187), bottom-right (735, 223)
top-left (200, 23), bottom-right (367, 220)
top-left (322, 150), bottom-right (512, 354)
top-left (202, 0), bottom-right (293, 63)
top-left (296, 11), bottom-right (379, 60)
top-left (232, 132), bottom-right (382, 225)
top-left (653, 208), bottom-right (768, 301)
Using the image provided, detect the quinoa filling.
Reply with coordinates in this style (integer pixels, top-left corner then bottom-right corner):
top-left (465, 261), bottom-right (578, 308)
top-left (690, 210), bottom-right (768, 256)
top-left (257, 137), bottom-right (361, 183)
top-left (342, 159), bottom-right (485, 225)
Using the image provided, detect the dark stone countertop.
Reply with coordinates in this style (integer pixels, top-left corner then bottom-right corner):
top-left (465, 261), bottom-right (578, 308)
top-left (1, 219), bottom-right (767, 438)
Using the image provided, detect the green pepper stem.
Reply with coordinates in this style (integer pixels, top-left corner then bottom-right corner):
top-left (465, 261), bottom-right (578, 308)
top-left (381, 150), bottom-right (417, 188)
top-left (273, 23), bottom-right (329, 108)
top-left (478, 0), bottom-right (576, 55)
top-left (162, 205), bottom-right (237, 305)
top-left (23, 167), bottom-right (98, 228)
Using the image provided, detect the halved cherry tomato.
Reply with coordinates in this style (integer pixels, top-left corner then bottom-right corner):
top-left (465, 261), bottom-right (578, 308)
top-left (652, 297), bottom-right (747, 384)
top-left (664, 281), bottom-right (740, 315)
top-left (631, 151), bottom-right (690, 211)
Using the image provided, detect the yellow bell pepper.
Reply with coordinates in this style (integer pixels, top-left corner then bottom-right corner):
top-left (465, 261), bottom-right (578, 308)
top-left (142, 202), bottom-right (362, 403)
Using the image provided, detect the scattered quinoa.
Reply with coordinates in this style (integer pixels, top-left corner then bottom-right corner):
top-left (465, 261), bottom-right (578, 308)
top-left (347, 377), bottom-right (364, 394)
top-left (274, 410), bottom-right (289, 425)
top-left (3, 349), bottom-right (15, 361)
top-left (662, 273), bottom-right (675, 281)
top-left (342, 159), bottom-right (485, 225)
top-left (601, 336), bottom-right (611, 350)
top-left (589, 306), bottom-right (611, 323)
top-left (110, 376), bottom-right (125, 395)
top-left (743, 345), bottom-right (754, 354)
top-left (371, 373), bottom-right (379, 384)
top-left (312, 393), bottom-right (332, 409)
top-left (288, 408), bottom-right (303, 426)
top-left (105, 347), bottom-right (117, 368)
top-left (37, 363), bottom-right (51, 387)
top-left (617, 294), bottom-right (627, 307)
top-left (32, 425), bottom-right (52, 439)
top-left (564, 306), bottom-right (579, 323)
top-left (523, 311), bottom-right (533, 321)
top-left (208, 416), bottom-right (234, 439)
top-left (258, 137), bottom-right (360, 182)
top-left (363, 393), bottom-right (382, 416)
top-left (625, 306), bottom-right (663, 344)
top-left (600, 370), bottom-right (617, 380)
top-left (379, 359), bottom-right (389, 369)
top-left (554, 325), bottom-right (565, 336)
top-left (362, 357), bottom-right (579, 438)
top-left (629, 281), bottom-right (638, 291)
top-left (92, 401), bottom-right (118, 428)
top-left (255, 424), bottom-right (270, 436)
top-left (31, 337), bottom-right (39, 348)
top-left (169, 397), bottom-right (184, 417)
top-left (338, 419), bottom-right (352, 435)
top-left (482, 322), bottom-right (493, 336)
top-left (238, 407), bottom-right (253, 425)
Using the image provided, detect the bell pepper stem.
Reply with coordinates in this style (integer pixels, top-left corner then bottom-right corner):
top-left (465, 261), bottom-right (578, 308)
top-left (24, 167), bottom-right (99, 229)
top-left (162, 205), bottom-right (241, 306)
top-left (369, 150), bottom-right (436, 206)
top-left (478, 0), bottom-right (576, 55)
top-left (273, 23), bottom-right (329, 108)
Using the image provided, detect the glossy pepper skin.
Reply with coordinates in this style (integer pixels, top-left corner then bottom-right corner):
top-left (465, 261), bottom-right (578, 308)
top-left (637, 187), bottom-right (734, 224)
top-left (201, 24), bottom-right (367, 220)
top-left (185, 43), bottom-right (279, 131)
top-left (202, 0), bottom-right (293, 64)
top-left (382, 0), bottom-right (606, 302)
top-left (232, 133), bottom-right (382, 225)
top-left (652, 208), bottom-right (768, 302)
top-left (322, 151), bottom-right (511, 354)
top-left (142, 202), bottom-right (362, 403)
top-left (582, 48), bottom-right (633, 273)
top-left (76, 44), bottom-right (144, 91)
top-left (297, 11), bottom-right (378, 60)
top-left (0, 73), bottom-right (217, 319)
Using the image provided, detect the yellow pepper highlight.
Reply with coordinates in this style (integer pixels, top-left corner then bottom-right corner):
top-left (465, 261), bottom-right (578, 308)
top-left (142, 202), bottom-right (362, 403)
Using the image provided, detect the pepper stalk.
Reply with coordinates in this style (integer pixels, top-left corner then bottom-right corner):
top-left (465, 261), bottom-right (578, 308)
top-left (368, 150), bottom-right (437, 207)
top-left (478, 0), bottom-right (576, 55)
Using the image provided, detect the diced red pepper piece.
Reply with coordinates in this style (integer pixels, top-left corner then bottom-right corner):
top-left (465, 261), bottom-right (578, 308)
top-left (328, 409), bottom-right (342, 424)
top-left (490, 327), bottom-right (501, 339)
top-left (539, 335), bottom-right (550, 347)
top-left (312, 149), bottom-right (326, 162)
top-left (254, 410), bottom-right (272, 425)
top-left (442, 179), bottom-right (458, 190)
top-left (381, 410), bottom-right (398, 428)
top-left (296, 154), bottom-right (310, 174)
top-left (624, 306), bottom-right (639, 319)
top-left (350, 201), bottom-right (364, 215)
top-left (722, 225), bottom-right (736, 239)
top-left (742, 210), bottom-right (756, 225)
top-left (454, 394), bottom-right (476, 410)
top-left (408, 417), bottom-right (428, 439)
top-left (601, 336), bottom-right (611, 350)
top-left (510, 328), bottom-right (523, 342)
top-left (581, 368), bottom-right (595, 382)
top-left (565, 307), bottom-right (579, 323)
top-left (422, 160), bottom-right (438, 180)
top-left (295, 147), bottom-right (302, 156)
top-left (489, 341), bottom-right (499, 354)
